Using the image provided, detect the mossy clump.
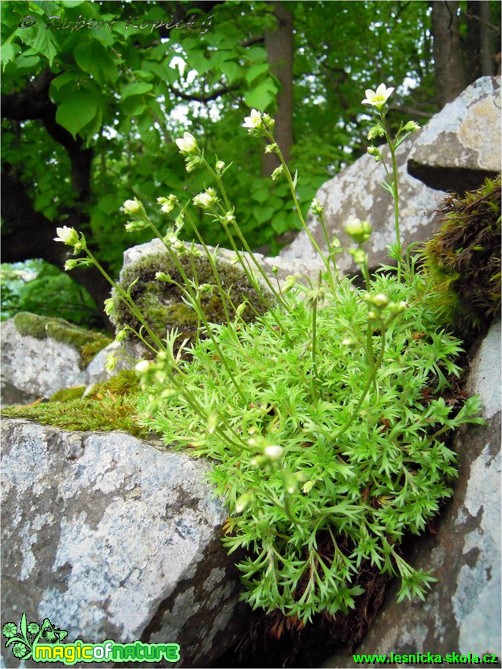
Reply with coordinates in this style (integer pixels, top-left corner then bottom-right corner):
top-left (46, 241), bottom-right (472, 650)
top-left (12, 312), bottom-right (112, 366)
top-left (110, 250), bottom-right (272, 356)
top-left (49, 386), bottom-right (86, 402)
top-left (2, 371), bottom-right (146, 438)
top-left (422, 175), bottom-right (501, 337)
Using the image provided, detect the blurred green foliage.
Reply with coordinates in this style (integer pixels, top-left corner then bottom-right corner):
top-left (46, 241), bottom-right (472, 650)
top-left (0, 260), bottom-right (102, 327)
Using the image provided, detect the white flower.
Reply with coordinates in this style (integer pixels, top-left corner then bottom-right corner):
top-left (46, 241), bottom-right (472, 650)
top-left (264, 444), bottom-right (283, 461)
top-left (157, 195), bottom-right (178, 214)
top-left (362, 84), bottom-right (394, 109)
top-left (122, 198), bottom-right (142, 216)
top-left (175, 131), bottom-right (197, 154)
top-left (193, 188), bottom-right (217, 209)
top-left (215, 160), bottom-right (225, 174)
top-left (242, 109), bottom-right (263, 130)
top-left (54, 226), bottom-right (79, 246)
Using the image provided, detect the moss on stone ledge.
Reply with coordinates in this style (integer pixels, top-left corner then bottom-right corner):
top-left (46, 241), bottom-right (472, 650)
top-left (2, 371), bottom-right (147, 438)
top-left (12, 312), bottom-right (112, 366)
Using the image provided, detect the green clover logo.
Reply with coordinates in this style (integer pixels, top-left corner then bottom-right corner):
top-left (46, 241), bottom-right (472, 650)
top-left (2, 614), bottom-right (68, 661)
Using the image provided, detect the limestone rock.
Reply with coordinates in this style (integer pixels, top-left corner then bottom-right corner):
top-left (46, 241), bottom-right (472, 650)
top-left (408, 76), bottom-right (501, 192)
top-left (280, 76), bottom-right (501, 274)
top-left (323, 320), bottom-right (501, 667)
top-left (0, 421), bottom-right (248, 667)
top-left (1, 319), bottom-right (87, 406)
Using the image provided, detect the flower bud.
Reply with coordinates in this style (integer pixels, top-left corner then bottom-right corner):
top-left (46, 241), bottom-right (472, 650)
top-left (345, 219), bottom-right (372, 244)
top-left (135, 360), bottom-right (151, 374)
top-left (271, 165), bottom-right (283, 181)
top-left (371, 293), bottom-right (389, 308)
top-left (122, 199), bottom-right (143, 217)
top-left (311, 198), bottom-right (324, 216)
top-left (235, 491), bottom-right (255, 514)
top-left (403, 121), bottom-right (420, 133)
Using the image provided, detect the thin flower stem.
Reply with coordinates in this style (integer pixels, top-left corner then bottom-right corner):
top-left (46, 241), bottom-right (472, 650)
top-left (335, 328), bottom-right (387, 440)
top-left (208, 163), bottom-right (292, 313)
top-left (83, 246), bottom-right (166, 352)
top-left (381, 112), bottom-right (402, 280)
top-left (141, 214), bottom-right (249, 403)
top-left (263, 132), bottom-right (338, 295)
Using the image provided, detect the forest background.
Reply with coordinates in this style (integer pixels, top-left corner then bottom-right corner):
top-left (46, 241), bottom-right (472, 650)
top-left (1, 0), bottom-right (500, 330)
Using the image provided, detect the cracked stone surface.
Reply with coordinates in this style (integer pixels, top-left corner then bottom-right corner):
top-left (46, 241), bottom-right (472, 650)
top-left (323, 321), bottom-right (501, 667)
top-left (281, 76), bottom-right (501, 275)
top-left (0, 423), bottom-right (248, 667)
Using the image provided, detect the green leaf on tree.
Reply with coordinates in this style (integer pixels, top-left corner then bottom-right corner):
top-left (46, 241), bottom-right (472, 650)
top-left (55, 90), bottom-right (99, 138)
top-left (121, 81), bottom-right (153, 100)
top-left (244, 78), bottom-right (277, 111)
top-left (74, 40), bottom-right (118, 83)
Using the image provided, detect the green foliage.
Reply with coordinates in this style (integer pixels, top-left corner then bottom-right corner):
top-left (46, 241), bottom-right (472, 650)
top-left (11, 312), bottom-right (111, 365)
top-left (2, 371), bottom-right (146, 438)
top-left (0, 260), bottom-right (101, 328)
top-left (135, 268), bottom-right (484, 622)
top-left (422, 175), bottom-right (501, 336)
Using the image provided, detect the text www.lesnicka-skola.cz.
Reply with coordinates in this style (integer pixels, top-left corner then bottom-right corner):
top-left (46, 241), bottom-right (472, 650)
top-left (353, 651), bottom-right (500, 665)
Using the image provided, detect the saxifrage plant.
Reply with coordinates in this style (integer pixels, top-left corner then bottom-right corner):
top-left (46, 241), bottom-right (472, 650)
top-left (54, 84), bottom-right (485, 624)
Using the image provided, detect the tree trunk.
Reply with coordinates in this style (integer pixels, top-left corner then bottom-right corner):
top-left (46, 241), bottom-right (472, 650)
top-left (479, 0), bottom-right (495, 75)
top-left (1, 168), bottom-right (113, 330)
top-left (430, 1), bottom-right (467, 106)
top-left (263, 1), bottom-right (294, 176)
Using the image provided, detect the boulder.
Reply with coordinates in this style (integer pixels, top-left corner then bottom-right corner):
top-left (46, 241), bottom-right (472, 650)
top-left (323, 320), bottom-right (501, 667)
top-left (408, 76), bottom-right (501, 192)
top-left (0, 314), bottom-right (113, 406)
top-left (1, 318), bottom-right (87, 406)
top-left (280, 76), bottom-right (501, 274)
top-left (0, 421), bottom-right (248, 668)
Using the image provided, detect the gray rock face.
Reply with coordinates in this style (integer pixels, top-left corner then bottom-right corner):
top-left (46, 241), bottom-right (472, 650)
top-left (323, 320), bottom-right (501, 667)
top-left (0, 422), bottom-right (247, 667)
top-left (0, 320), bottom-right (87, 405)
top-left (408, 76), bottom-right (501, 192)
top-left (281, 76), bottom-right (501, 274)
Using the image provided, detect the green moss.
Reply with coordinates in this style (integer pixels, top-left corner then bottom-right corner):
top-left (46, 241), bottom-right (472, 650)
top-left (49, 386), bottom-right (86, 402)
top-left (2, 371), bottom-right (146, 438)
top-left (12, 312), bottom-right (112, 365)
top-left (86, 370), bottom-right (140, 399)
top-left (109, 250), bottom-right (272, 357)
top-left (422, 175), bottom-right (501, 337)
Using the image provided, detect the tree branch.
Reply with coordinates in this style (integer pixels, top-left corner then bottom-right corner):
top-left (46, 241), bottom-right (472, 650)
top-left (168, 82), bottom-right (240, 102)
